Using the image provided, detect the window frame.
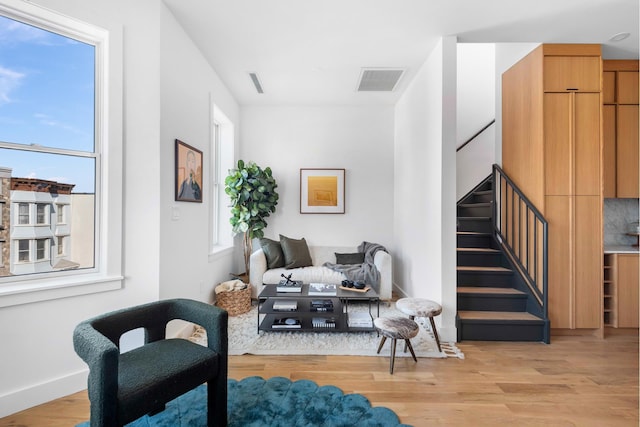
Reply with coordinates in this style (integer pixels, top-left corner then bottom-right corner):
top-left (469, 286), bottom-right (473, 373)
top-left (0, 0), bottom-right (124, 307)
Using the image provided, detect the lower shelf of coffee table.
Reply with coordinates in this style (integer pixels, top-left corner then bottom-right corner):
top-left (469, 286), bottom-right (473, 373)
top-left (258, 313), bottom-right (375, 333)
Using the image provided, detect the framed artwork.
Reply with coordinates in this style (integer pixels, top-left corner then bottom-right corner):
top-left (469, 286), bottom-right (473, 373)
top-left (175, 139), bottom-right (203, 203)
top-left (300, 168), bottom-right (345, 214)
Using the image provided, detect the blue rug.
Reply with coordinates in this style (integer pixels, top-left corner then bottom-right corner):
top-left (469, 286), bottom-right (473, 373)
top-left (76, 376), bottom-right (411, 427)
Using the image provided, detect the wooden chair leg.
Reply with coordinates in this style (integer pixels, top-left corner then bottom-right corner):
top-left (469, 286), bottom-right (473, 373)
top-left (429, 317), bottom-right (442, 353)
top-left (376, 336), bottom-right (387, 354)
top-left (405, 339), bottom-right (418, 362)
top-left (389, 338), bottom-right (397, 374)
top-left (403, 315), bottom-right (415, 353)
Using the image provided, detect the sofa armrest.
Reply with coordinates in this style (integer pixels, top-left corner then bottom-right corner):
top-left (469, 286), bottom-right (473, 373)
top-left (374, 250), bottom-right (392, 300)
top-left (249, 248), bottom-right (268, 298)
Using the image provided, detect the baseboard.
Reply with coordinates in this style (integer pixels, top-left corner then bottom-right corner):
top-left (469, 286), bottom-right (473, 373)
top-left (0, 369), bottom-right (88, 419)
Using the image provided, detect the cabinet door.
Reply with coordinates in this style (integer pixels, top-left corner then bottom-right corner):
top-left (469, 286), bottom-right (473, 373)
top-left (617, 254), bottom-right (639, 328)
top-left (574, 93), bottom-right (601, 196)
top-left (617, 105), bottom-right (639, 198)
top-left (603, 71), bottom-right (616, 103)
top-left (544, 56), bottom-right (601, 92)
top-left (545, 196), bottom-right (572, 329)
top-left (617, 71), bottom-right (639, 104)
top-left (603, 105), bottom-right (616, 198)
top-left (574, 196), bottom-right (602, 329)
top-left (544, 94), bottom-right (572, 195)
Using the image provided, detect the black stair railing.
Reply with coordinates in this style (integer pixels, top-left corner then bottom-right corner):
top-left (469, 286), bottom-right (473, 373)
top-left (492, 164), bottom-right (549, 336)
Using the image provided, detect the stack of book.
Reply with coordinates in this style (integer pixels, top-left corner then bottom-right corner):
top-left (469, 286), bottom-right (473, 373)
top-left (308, 283), bottom-right (337, 296)
top-left (347, 312), bottom-right (373, 328)
top-left (276, 279), bottom-right (302, 293)
top-left (310, 299), bottom-right (334, 312)
top-left (312, 317), bottom-right (336, 328)
top-left (271, 317), bottom-right (301, 329)
top-left (273, 300), bottom-right (298, 312)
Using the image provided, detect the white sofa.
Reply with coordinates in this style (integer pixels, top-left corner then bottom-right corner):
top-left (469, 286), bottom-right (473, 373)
top-left (249, 245), bottom-right (392, 300)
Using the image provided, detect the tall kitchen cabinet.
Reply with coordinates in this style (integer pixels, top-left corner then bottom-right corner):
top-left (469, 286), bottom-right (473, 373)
top-left (603, 60), bottom-right (639, 198)
top-left (502, 44), bottom-right (603, 331)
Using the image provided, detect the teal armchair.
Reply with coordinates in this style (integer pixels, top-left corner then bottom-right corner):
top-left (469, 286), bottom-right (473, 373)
top-left (73, 298), bottom-right (228, 427)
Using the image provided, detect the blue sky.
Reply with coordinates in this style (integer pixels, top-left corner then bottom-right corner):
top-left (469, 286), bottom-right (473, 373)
top-left (0, 14), bottom-right (95, 193)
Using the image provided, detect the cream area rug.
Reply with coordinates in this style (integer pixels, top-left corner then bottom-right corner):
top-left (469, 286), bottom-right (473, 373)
top-left (189, 302), bottom-right (464, 359)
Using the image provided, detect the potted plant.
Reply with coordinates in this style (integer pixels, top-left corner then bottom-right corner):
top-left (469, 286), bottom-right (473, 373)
top-left (225, 160), bottom-right (279, 278)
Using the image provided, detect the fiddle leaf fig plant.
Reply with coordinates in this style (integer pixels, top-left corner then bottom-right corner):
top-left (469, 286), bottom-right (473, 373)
top-left (225, 160), bottom-right (279, 277)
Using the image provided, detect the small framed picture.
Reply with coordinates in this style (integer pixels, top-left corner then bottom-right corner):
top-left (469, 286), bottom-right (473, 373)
top-left (300, 168), bottom-right (345, 214)
top-left (175, 139), bottom-right (203, 203)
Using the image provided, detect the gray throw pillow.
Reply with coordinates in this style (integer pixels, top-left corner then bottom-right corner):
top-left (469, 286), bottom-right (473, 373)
top-left (335, 252), bottom-right (365, 265)
top-left (279, 234), bottom-right (313, 269)
top-left (260, 238), bottom-right (285, 269)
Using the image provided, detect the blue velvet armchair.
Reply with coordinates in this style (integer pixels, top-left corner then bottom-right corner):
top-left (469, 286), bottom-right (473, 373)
top-left (73, 298), bottom-right (228, 427)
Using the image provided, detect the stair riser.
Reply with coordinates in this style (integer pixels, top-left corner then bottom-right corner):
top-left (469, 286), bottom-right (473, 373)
top-left (457, 295), bottom-right (527, 312)
top-left (457, 271), bottom-right (513, 287)
top-left (457, 321), bottom-right (545, 342)
top-left (457, 219), bottom-right (492, 233)
top-left (473, 193), bottom-right (493, 203)
top-left (457, 205), bottom-right (492, 218)
top-left (457, 234), bottom-right (494, 248)
top-left (457, 252), bottom-right (503, 267)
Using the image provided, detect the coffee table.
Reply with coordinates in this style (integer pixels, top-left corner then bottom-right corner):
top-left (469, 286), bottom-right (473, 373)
top-left (257, 284), bottom-right (380, 333)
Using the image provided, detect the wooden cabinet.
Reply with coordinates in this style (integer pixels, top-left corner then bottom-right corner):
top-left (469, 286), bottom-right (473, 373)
top-left (503, 44), bottom-right (603, 331)
top-left (603, 61), bottom-right (639, 198)
top-left (603, 253), bottom-right (639, 329)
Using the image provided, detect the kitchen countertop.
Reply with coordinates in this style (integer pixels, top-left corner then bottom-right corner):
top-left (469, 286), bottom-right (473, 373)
top-left (604, 245), bottom-right (639, 254)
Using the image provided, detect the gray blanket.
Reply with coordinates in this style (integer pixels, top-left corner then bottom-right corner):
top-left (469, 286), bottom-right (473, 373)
top-left (323, 241), bottom-right (387, 290)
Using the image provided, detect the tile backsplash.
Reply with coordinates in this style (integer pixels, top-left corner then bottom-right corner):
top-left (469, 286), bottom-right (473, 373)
top-left (604, 198), bottom-right (640, 246)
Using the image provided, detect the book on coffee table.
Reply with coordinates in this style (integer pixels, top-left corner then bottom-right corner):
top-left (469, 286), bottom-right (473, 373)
top-left (312, 317), bottom-right (336, 328)
top-left (276, 280), bottom-right (302, 293)
top-left (271, 317), bottom-right (302, 329)
top-left (273, 300), bottom-right (298, 312)
top-left (308, 283), bottom-right (337, 296)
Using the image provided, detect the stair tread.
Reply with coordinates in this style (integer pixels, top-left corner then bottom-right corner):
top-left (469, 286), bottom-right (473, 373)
top-left (457, 231), bottom-right (491, 236)
top-left (458, 311), bottom-right (542, 321)
top-left (457, 266), bottom-right (511, 272)
top-left (474, 190), bottom-right (492, 195)
top-left (457, 287), bottom-right (525, 295)
top-left (459, 202), bottom-right (492, 207)
top-left (458, 216), bottom-right (491, 220)
top-left (457, 247), bottom-right (499, 253)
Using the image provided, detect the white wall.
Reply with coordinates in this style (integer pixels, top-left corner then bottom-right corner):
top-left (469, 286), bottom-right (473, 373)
top-left (0, 0), bottom-right (163, 417)
top-left (494, 43), bottom-right (540, 164)
top-left (456, 43), bottom-right (496, 199)
top-left (240, 106), bottom-right (394, 251)
top-left (159, 7), bottom-right (239, 304)
top-left (393, 37), bottom-right (458, 341)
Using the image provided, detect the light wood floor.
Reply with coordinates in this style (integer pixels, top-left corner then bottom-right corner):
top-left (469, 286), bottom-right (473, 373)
top-left (1, 334), bottom-right (638, 427)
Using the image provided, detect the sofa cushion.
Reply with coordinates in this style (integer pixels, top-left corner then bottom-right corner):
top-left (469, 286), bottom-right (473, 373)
top-left (280, 235), bottom-right (313, 269)
top-left (260, 238), bottom-right (285, 269)
top-left (335, 252), bottom-right (365, 265)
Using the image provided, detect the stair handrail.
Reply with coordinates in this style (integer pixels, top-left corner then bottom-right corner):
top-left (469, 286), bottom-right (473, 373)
top-left (492, 164), bottom-right (549, 342)
top-left (456, 119), bottom-right (495, 152)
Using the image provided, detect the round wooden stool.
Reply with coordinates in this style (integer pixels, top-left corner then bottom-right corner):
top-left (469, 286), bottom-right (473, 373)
top-left (396, 298), bottom-right (443, 353)
top-left (373, 316), bottom-right (419, 374)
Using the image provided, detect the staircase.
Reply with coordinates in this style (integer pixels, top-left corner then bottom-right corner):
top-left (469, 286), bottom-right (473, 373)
top-left (456, 176), bottom-right (548, 342)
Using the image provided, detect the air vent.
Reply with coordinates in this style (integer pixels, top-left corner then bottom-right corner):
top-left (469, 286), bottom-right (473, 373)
top-left (248, 72), bottom-right (264, 94)
top-left (357, 68), bottom-right (405, 92)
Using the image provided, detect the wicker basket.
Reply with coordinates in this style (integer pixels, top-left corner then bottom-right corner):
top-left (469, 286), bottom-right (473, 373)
top-left (215, 283), bottom-right (252, 316)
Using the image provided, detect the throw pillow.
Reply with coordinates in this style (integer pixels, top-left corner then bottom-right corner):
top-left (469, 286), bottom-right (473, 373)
top-left (260, 238), bottom-right (285, 269)
top-left (279, 234), bottom-right (313, 269)
top-left (335, 252), bottom-right (365, 265)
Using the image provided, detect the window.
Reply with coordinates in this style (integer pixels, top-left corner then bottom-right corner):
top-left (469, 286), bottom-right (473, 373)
top-left (0, 0), bottom-right (124, 307)
top-left (209, 101), bottom-right (234, 259)
top-left (57, 236), bottom-right (64, 256)
top-left (18, 203), bottom-right (29, 224)
top-left (36, 239), bottom-right (46, 260)
top-left (56, 204), bottom-right (64, 224)
top-left (36, 204), bottom-right (47, 224)
top-left (17, 240), bottom-right (28, 262)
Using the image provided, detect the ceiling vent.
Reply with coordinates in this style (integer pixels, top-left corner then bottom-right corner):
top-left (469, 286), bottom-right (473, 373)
top-left (357, 68), bottom-right (405, 92)
top-left (248, 72), bottom-right (264, 94)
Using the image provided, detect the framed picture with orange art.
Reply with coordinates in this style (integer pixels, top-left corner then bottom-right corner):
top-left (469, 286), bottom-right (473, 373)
top-left (300, 168), bottom-right (345, 214)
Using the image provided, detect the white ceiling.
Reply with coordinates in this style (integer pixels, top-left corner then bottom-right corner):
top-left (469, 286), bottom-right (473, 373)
top-left (163, 0), bottom-right (639, 106)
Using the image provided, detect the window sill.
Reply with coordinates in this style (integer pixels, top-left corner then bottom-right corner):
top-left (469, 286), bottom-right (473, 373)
top-left (0, 273), bottom-right (124, 308)
top-left (208, 244), bottom-right (234, 262)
